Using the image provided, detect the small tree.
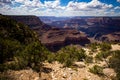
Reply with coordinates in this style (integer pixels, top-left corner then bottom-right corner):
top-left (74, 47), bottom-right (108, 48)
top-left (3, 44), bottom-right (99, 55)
top-left (89, 65), bottom-right (104, 76)
top-left (15, 41), bottom-right (47, 72)
top-left (99, 42), bottom-right (111, 51)
top-left (56, 46), bottom-right (86, 67)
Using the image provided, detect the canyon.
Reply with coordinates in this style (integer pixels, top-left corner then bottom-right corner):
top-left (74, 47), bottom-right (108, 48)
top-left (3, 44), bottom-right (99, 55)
top-left (9, 15), bottom-right (90, 51)
top-left (40, 16), bottom-right (120, 42)
top-left (9, 15), bottom-right (120, 51)
top-left (1, 14), bottom-right (120, 80)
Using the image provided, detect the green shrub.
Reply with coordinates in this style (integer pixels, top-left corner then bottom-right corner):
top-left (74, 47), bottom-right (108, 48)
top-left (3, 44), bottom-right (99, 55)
top-left (109, 50), bottom-right (120, 80)
top-left (0, 39), bottom-right (22, 64)
top-left (87, 43), bottom-right (99, 52)
top-left (56, 46), bottom-right (86, 67)
top-left (14, 41), bottom-right (49, 72)
top-left (64, 58), bottom-right (73, 67)
top-left (47, 53), bottom-right (56, 63)
top-left (87, 42), bottom-right (112, 52)
top-left (99, 42), bottom-right (111, 51)
top-left (85, 56), bottom-right (93, 63)
top-left (89, 65), bottom-right (104, 76)
top-left (95, 51), bottom-right (112, 61)
top-left (77, 49), bottom-right (86, 61)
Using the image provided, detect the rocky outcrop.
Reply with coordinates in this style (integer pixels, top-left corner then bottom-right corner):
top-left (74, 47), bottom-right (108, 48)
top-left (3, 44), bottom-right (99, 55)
top-left (8, 15), bottom-right (52, 38)
top-left (8, 15), bottom-right (51, 31)
top-left (9, 16), bottom-right (43, 27)
top-left (98, 32), bottom-right (120, 42)
top-left (41, 28), bottom-right (90, 51)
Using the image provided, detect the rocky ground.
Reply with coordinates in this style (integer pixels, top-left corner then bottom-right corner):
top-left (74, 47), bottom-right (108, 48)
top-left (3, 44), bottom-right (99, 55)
top-left (2, 44), bottom-right (120, 80)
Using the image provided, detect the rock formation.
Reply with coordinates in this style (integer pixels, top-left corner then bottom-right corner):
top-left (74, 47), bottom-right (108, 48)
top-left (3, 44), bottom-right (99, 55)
top-left (41, 28), bottom-right (90, 51)
top-left (9, 16), bottom-right (43, 27)
top-left (8, 15), bottom-right (90, 51)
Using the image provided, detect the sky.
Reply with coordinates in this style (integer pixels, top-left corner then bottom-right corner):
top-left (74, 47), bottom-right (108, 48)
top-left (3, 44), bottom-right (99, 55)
top-left (0, 0), bottom-right (120, 16)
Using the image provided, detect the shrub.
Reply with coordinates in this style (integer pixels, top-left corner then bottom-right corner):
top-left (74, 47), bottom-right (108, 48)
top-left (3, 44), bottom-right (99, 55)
top-left (85, 56), bottom-right (93, 63)
top-left (87, 43), bottom-right (99, 52)
top-left (95, 51), bottom-right (112, 61)
top-left (56, 46), bottom-right (86, 67)
top-left (14, 41), bottom-right (49, 72)
top-left (47, 53), bottom-right (56, 63)
top-left (87, 42), bottom-right (112, 52)
top-left (99, 42), bottom-right (111, 51)
top-left (64, 58), bottom-right (73, 67)
top-left (77, 49), bottom-right (86, 61)
top-left (0, 39), bottom-right (22, 64)
top-left (109, 50), bottom-right (120, 80)
top-left (89, 65), bottom-right (104, 76)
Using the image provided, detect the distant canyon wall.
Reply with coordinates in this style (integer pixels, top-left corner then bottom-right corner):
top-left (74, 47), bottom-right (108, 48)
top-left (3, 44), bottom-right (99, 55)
top-left (9, 15), bottom-right (90, 51)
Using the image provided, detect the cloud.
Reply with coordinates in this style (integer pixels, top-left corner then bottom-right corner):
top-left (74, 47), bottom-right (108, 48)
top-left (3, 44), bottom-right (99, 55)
top-left (117, 0), bottom-right (120, 2)
top-left (14, 0), bottom-right (43, 7)
top-left (66, 0), bottom-right (113, 11)
top-left (0, 0), bottom-right (11, 4)
top-left (44, 0), bottom-right (65, 10)
top-left (0, 0), bottom-right (12, 7)
top-left (44, 0), bottom-right (60, 8)
top-left (14, 0), bottom-right (24, 3)
top-left (0, 0), bottom-right (119, 16)
top-left (114, 6), bottom-right (120, 9)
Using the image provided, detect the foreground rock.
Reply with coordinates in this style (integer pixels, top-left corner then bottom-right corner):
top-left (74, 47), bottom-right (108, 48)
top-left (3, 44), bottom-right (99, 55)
top-left (40, 61), bottom-right (115, 80)
top-left (103, 68), bottom-right (116, 78)
top-left (4, 69), bottom-right (40, 80)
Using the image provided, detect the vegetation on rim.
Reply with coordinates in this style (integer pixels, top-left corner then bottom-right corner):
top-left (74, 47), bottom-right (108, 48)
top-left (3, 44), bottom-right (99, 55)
top-left (0, 15), bottom-right (50, 72)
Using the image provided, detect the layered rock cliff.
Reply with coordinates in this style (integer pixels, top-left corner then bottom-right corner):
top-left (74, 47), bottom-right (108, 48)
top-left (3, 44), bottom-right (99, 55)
top-left (41, 28), bottom-right (90, 51)
top-left (8, 15), bottom-right (51, 31)
top-left (8, 15), bottom-right (90, 51)
top-left (9, 16), bottom-right (43, 27)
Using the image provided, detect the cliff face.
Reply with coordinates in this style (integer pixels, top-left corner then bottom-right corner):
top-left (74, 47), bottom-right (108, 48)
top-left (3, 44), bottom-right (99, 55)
top-left (8, 15), bottom-right (52, 38)
top-left (8, 15), bottom-right (51, 31)
top-left (98, 32), bottom-right (120, 42)
top-left (9, 16), bottom-right (43, 27)
top-left (41, 28), bottom-right (90, 51)
top-left (86, 17), bottom-right (120, 26)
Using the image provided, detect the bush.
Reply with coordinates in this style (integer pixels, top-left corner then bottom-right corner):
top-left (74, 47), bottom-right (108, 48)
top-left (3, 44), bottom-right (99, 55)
top-left (77, 49), bottom-right (86, 61)
top-left (47, 53), bottom-right (56, 63)
top-left (56, 46), bottom-right (86, 67)
top-left (64, 58), bottom-right (73, 67)
top-left (89, 65), bottom-right (104, 76)
top-left (87, 42), bottom-right (112, 52)
top-left (85, 56), bottom-right (93, 63)
top-left (87, 43), bottom-right (99, 52)
top-left (109, 50), bottom-right (120, 80)
top-left (95, 51), bottom-right (112, 61)
top-left (14, 41), bottom-right (49, 72)
top-left (0, 39), bottom-right (22, 64)
top-left (99, 42), bottom-right (111, 51)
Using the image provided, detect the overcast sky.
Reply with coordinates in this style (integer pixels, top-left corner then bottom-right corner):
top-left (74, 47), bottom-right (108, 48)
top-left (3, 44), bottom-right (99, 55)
top-left (0, 0), bottom-right (120, 16)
